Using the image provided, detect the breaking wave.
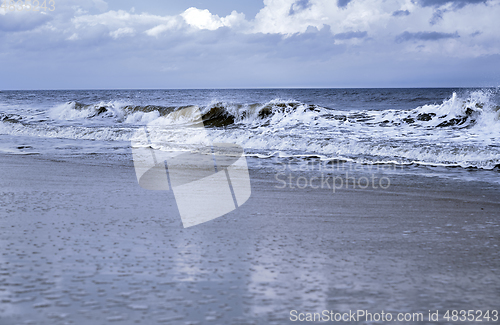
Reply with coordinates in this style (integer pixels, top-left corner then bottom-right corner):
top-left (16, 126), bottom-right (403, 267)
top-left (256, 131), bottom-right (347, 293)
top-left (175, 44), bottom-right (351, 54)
top-left (1, 88), bottom-right (499, 169)
top-left (48, 90), bottom-right (500, 132)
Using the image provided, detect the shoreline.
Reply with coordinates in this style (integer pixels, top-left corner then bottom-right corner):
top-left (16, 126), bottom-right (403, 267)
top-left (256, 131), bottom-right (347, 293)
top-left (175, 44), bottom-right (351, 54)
top-left (0, 152), bottom-right (499, 324)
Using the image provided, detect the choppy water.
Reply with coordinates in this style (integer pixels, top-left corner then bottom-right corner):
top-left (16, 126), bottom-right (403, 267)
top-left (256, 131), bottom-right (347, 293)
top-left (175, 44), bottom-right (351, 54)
top-left (1, 88), bottom-right (499, 169)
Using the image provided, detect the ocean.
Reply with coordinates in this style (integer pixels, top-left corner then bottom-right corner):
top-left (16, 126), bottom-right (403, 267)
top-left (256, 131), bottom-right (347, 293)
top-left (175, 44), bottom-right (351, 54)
top-left (1, 88), bottom-right (499, 176)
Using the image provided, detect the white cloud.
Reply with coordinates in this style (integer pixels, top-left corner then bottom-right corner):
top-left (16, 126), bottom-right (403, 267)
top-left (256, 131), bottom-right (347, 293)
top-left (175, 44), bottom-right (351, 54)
top-left (221, 10), bottom-right (246, 28)
top-left (0, 0), bottom-right (495, 60)
top-left (252, 0), bottom-right (403, 36)
top-left (181, 7), bottom-right (245, 30)
top-left (253, 0), bottom-right (325, 34)
top-left (145, 21), bottom-right (180, 37)
top-left (248, 0), bottom-right (500, 58)
top-left (72, 10), bottom-right (177, 30)
top-left (110, 27), bottom-right (135, 39)
top-left (22, 0), bottom-right (497, 60)
top-left (67, 33), bottom-right (79, 41)
top-left (69, 9), bottom-right (184, 40)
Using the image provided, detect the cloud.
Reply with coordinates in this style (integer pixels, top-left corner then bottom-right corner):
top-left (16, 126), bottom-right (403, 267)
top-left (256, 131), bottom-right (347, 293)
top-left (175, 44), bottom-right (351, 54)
top-left (145, 22), bottom-right (179, 37)
top-left (333, 30), bottom-right (367, 40)
top-left (416, 0), bottom-right (487, 8)
top-left (429, 9), bottom-right (447, 24)
top-left (110, 27), bottom-right (134, 39)
top-left (69, 9), bottom-right (184, 41)
top-left (0, 12), bottom-right (52, 32)
top-left (72, 10), bottom-right (175, 29)
top-left (67, 33), bottom-right (79, 41)
top-left (181, 7), bottom-right (245, 30)
top-left (396, 31), bottom-right (460, 42)
top-left (392, 10), bottom-right (410, 16)
top-left (289, 0), bottom-right (312, 14)
top-left (1, 0), bottom-right (500, 89)
top-left (337, 0), bottom-right (353, 8)
top-left (252, 0), bottom-right (341, 35)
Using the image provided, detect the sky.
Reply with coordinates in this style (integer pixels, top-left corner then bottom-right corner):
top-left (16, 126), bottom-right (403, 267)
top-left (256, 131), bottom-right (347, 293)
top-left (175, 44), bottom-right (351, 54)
top-left (1, 0), bottom-right (500, 89)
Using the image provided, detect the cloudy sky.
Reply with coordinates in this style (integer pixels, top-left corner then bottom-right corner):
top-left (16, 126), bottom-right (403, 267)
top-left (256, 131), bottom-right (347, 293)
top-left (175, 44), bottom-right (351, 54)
top-left (1, 0), bottom-right (500, 89)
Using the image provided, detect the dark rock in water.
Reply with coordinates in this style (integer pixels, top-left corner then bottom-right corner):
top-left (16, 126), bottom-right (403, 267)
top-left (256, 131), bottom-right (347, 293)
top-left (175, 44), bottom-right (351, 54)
top-left (437, 116), bottom-right (468, 127)
top-left (333, 115), bottom-right (347, 121)
top-left (434, 106), bottom-right (479, 127)
top-left (348, 112), bottom-right (373, 122)
top-left (306, 105), bottom-right (320, 112)
top-left (403, 117), bottom-right (415, 124)
top-left (96, 107), bottom-right (107, 115)
top-left (274, 102), bottom-right (300, 109)
top-left (257, 102), bottom-right (314, 118)
top-left (87, 106), bottom-right (109, 118)
top-left (257, 102), bottom-right (298, 118)
top-left (0, 114), bottom-right (21, 123)
top-left (416, 113), bottom-right (436, 121)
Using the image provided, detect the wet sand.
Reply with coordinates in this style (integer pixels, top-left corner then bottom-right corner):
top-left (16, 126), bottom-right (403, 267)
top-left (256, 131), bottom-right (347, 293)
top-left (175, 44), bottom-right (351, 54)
top-left (0, 153), bottom-right (499, 324)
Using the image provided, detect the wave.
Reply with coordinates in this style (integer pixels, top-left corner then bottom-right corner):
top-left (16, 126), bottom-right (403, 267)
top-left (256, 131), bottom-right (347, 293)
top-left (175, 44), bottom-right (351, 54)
top-left (47, 99), bottom-right (322, 128)
top-left (372, 90), bottom-right (500, 129)
top-left (2, 89), bottom-right (499, 169)
top-left (49, 101), bottom-right (174, 124)
top-left (47, 90), bottom-right (500, 132)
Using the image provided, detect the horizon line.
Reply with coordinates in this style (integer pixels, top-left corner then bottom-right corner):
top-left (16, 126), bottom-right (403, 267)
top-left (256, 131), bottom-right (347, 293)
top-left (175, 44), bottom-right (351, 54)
top-left (1, 86), bottom-right (496, 91)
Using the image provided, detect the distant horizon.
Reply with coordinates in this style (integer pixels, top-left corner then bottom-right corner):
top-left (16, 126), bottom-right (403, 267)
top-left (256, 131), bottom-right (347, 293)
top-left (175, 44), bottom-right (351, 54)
top-left (2, 86), bottom-right (498, 91)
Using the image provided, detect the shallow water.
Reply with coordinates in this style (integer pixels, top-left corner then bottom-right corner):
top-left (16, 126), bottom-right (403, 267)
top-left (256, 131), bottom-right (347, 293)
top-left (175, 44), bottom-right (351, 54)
top-left (0, 153), bottom-right (499, 324)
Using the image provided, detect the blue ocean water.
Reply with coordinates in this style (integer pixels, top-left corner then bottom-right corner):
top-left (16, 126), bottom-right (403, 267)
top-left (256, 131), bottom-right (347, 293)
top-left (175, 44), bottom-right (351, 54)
top-left (0, 88), bottom-right (499, 170)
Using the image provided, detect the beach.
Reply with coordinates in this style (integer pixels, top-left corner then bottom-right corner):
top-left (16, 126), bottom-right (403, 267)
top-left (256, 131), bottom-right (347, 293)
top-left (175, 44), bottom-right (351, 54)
top-left (2, 0), bottom-right (500, 319)
top-left (0, 151), bottom-right (498, 324)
